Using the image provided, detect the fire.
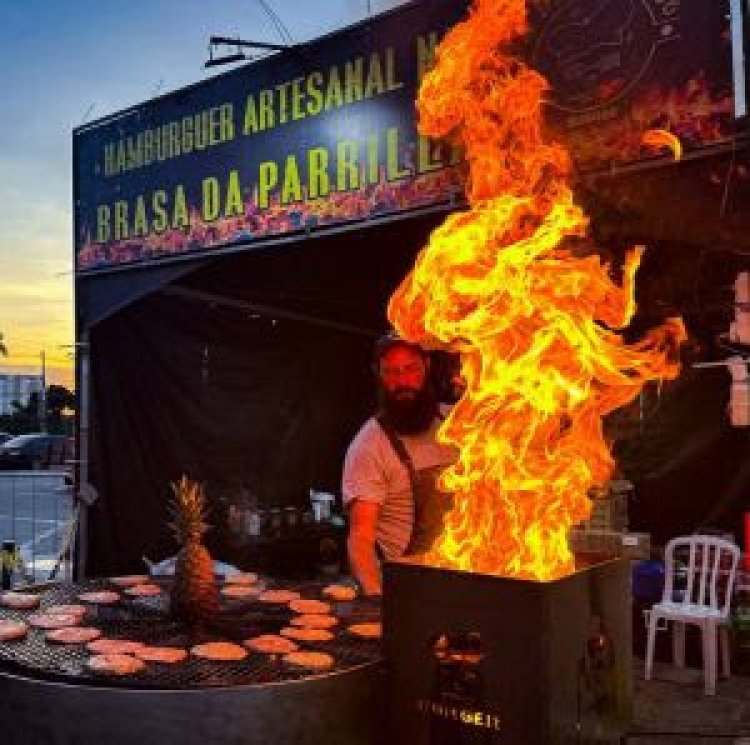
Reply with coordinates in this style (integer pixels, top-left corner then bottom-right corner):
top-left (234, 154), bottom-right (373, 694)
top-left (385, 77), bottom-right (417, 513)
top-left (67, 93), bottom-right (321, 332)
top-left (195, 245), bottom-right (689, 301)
top-left (387, 0), bottom-right (686, 581)
top-left (641, 129), bottom-right (683, 161)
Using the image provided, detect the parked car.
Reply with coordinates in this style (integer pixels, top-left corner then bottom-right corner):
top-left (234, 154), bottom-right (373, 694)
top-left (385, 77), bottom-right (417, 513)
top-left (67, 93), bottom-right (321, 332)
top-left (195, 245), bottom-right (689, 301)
top-left (0, 432), bottom-right (12, 445)
top-left (0, 434), bottom-right (71, 470)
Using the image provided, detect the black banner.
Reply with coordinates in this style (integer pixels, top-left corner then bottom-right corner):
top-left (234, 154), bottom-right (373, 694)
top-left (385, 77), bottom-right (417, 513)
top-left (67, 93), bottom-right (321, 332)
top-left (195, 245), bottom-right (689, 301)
top-left (73, 0), bottom-right (468, 272)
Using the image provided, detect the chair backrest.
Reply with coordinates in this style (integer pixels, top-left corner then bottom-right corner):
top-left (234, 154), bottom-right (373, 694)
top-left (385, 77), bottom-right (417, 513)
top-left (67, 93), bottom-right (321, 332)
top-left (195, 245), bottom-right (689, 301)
top-left (662, 535), bottom-right (740, 619)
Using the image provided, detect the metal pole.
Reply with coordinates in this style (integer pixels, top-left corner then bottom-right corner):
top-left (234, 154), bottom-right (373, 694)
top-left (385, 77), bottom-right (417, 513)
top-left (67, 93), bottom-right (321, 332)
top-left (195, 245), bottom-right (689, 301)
top-left (730, 0), bottom-right (747, 118)
top-left (40, 350), bottom-right (47, 433)
top-left (76, 331), bottom-right (90, 580)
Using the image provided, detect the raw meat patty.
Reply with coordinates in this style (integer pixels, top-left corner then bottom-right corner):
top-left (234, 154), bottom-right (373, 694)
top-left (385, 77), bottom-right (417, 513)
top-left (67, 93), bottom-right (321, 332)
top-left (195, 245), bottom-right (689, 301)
top-left (86, 638), bottom-right (145, 655)
top-left (190, 641), bottom-right (247, 661)
top-left (280, 626), bottom-right (334, 642)
top-left (0, 591), bottom-right (40, 610)
top-left (46, 627), bottom-right (102, 645)
top-left (221, 584), bottom-right (261, 599)
top-left (29, 612), bottom-right (82, 630)
top-left (322, 584), bottom-right (357, 602)
top-left (123, 583), bottom-right (161, 597)
top-left (348, 622), bottom-right (382, 639)
top-left (44, 604), bottom-right (87, 617)
top-left (290, 614), bottom-right (338, 629)
top-left (86, 653), bottom-right (145, 675)
top-left (282, 651), bottom-right (334, 670)
top-left (224, 572), bottom-right (258, 585)
top-left (258, 589), bottom-right (300, 604)
top-left (0, 619), bottom-right (28, 641)
top-left (134, 646), bottom-right (187, 664)
top-left (78, 590), bottom-right (121, 605)
top-left (288, 598), bottom-right (331, 615)
top-left (244, 634), bottom-right (299, 654)
top-left (110, 575), bottom-right (150, 587)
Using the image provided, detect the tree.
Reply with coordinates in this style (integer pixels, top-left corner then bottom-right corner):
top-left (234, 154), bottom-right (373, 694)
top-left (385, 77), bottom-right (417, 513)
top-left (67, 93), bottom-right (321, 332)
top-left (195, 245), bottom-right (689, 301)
top-left (0, 393), bottom-right (40, 434)
top-left (0, 385), bottom-right (76, 436)
top-left (46, 385), bottom-right (76, 435)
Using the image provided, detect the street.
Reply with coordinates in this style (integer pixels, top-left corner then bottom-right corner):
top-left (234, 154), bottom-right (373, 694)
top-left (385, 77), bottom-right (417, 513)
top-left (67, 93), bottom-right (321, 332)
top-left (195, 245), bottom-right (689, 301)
top-left (0, 471), bottom-right (73, 582)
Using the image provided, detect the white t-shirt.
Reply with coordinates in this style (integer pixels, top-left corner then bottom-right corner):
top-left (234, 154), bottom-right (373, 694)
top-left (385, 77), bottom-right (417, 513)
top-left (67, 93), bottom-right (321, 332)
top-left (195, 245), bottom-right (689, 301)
top-left (342, 407), bottom-right (456, 559)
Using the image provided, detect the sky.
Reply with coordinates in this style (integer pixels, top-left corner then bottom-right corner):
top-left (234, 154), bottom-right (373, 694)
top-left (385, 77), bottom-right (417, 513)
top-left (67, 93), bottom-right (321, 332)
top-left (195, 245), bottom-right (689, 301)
top-left (0, 0), bottom-right (407, 389)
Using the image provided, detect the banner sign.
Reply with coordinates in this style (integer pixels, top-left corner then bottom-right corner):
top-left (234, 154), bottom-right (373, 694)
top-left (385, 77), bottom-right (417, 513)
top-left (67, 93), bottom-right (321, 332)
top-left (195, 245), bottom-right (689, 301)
top-left (74, 0), bottom-right (736, 273)
top-left (73, 0), bottom-right (468, 272)
top-left (530, 0), bottom-right (735, 171)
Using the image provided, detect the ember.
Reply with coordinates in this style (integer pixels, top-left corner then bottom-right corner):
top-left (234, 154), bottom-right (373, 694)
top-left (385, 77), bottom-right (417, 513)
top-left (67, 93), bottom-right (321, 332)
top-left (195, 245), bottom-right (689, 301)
top-left (388, 0), bottom-right (686, 581)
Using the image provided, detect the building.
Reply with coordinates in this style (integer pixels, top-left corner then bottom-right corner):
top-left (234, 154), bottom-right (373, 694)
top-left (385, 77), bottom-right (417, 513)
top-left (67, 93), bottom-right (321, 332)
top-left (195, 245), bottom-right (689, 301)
top-left (0, 374), bottom-right (44, 416)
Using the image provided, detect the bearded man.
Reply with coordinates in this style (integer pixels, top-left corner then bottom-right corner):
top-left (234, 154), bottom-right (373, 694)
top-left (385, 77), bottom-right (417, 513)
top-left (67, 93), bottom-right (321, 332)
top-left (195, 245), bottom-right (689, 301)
top-left (342, 333), bottom-right (456, 595)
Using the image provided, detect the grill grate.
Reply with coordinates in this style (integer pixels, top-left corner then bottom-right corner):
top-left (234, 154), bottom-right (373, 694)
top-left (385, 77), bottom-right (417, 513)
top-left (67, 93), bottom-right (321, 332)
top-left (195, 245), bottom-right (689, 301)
top-left (0, 579), bottom-right (382, 689)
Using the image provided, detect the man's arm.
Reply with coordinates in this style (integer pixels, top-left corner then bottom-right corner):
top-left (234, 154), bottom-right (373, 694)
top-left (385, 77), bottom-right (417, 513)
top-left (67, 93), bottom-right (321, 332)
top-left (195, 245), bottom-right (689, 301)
top-left (347, 499), bottom-right (382, 596)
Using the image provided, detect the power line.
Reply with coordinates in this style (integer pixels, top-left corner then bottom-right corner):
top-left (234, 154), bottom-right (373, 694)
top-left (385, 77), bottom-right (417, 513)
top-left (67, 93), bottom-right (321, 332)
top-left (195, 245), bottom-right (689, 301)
top-left (255, 0), bottom-right (294, 45)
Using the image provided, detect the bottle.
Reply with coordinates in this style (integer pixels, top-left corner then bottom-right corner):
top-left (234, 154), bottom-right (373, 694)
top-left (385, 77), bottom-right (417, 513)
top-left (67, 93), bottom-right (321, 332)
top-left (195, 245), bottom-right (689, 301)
top-left (244, 492), bottom-right (261, 539)
top-left (2, 540), bottom-right (17, 589)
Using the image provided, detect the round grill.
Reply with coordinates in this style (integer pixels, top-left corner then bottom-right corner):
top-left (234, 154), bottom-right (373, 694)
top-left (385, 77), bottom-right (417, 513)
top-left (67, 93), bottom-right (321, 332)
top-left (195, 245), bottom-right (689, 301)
top-left (0, 578), bottom-right (382, 689)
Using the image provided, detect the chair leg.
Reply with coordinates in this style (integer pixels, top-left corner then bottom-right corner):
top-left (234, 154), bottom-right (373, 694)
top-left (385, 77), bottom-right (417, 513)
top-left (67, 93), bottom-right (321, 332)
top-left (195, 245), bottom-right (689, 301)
top-left (719, 625), bottom-right (731, 679)
top-left (672, 621), bottom-right (686, 668)
top-left (645, 612), bottom-right (658, 681)
top-left (701, 622), bottom-right (717, 695)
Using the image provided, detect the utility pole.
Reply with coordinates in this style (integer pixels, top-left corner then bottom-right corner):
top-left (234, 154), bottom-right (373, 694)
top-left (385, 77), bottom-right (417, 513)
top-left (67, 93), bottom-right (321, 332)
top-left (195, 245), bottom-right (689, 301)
top-left (39, 350), bottom-right (47, 433)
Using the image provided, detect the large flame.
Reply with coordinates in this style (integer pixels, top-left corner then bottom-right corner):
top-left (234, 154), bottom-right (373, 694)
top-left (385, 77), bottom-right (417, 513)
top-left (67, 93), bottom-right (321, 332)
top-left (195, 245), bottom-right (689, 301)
top-left (388, 0), bottom-right (686, 581)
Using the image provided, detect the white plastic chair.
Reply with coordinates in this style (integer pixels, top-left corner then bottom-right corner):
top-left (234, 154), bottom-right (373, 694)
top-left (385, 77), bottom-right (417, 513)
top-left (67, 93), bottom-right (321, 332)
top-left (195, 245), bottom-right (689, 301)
top-left (644, 535), bottom-right (740, 695)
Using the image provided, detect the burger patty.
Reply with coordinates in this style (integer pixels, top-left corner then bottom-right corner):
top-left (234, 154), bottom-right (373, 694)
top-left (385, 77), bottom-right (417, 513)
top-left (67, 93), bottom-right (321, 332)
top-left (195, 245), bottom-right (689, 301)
top-left (0, 619), bottom-right (28, 641)
top-left (282, 650), bottom-right (335, 670)
top-left (224, 572), bottom-right (259, 585)
top-left (46, 627), bottom-right (102, 645)
top-left (0, 591), bottom-right (41, 610)
top-left (288, 598), bottom-right (331, 615)
top-left (86, 638), bottom-right (146, 655)
top-left (86, 653), bottom-right (145, 676)
top-left (78, 591), bottom-right (121, 605)
top-left (322, 584), bottom-right (357, 602)
top-left (290, 614), bottom-right (338, 629)
top-left (134, 646), bottom-right (188, 664)
top-left (29, 612), bottom-right (82, 630)
top-left (123, 583), bottom-right (161, 597)
top-left (221, 584), bottom-right (262, 599)
top-left (280, 626), bottom-right (334, 642)
top-left (190, 641), bottom-right (247, 661)
top-left (110, 575), bottom-right (150, 587)
top-left (347, 622), bottom-right (382, 639)
top-left (258, 589), bottom-right (301, 604)
top-left (244, 634), bottom-right (299, 655)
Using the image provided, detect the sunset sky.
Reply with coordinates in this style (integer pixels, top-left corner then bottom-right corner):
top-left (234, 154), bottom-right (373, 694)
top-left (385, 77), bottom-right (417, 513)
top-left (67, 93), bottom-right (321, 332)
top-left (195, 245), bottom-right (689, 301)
top-left (0, 0), bottom-right (405, 390)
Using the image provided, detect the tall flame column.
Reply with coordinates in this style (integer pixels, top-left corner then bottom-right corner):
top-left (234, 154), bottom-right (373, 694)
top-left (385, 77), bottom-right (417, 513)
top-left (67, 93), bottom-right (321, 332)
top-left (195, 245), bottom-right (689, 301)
top-left (388, 0), bottom-right (686, 580)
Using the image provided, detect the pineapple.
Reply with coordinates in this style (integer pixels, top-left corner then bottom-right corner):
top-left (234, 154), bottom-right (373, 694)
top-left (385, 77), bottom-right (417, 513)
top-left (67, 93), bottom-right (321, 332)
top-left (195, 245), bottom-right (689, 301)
top-left (168, 476), bottom-right (219, 625)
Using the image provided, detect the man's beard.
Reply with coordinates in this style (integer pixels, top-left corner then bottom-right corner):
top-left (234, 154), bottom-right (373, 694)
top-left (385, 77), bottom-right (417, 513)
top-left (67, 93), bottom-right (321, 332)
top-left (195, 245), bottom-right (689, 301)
top-left (378, 382), bottom-right (438, 435)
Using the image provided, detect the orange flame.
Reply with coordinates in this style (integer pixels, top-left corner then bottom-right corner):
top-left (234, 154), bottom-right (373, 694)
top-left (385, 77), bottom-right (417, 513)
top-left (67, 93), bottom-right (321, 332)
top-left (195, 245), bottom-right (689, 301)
top-left (388, 0), bottom-right (686, 581)
top-left (642, 129), bottom-right (683, 161)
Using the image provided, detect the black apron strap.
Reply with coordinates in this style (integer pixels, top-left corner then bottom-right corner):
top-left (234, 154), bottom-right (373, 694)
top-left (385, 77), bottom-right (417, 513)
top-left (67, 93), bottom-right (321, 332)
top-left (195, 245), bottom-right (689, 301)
top-left (375, 411), bottom-right (446, 497)
top-left (376, 414), bottom-right (419, 498)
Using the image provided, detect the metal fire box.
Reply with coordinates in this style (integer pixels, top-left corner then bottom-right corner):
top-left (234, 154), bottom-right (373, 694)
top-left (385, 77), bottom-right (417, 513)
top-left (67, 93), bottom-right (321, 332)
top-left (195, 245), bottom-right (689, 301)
top-left (383, 558), bottom-right (632, 745)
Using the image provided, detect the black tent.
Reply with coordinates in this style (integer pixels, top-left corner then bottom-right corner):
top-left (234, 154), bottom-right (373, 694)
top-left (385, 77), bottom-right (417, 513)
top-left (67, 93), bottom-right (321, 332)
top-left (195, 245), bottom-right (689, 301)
top-left (78, 210), bottom-right (454, 575)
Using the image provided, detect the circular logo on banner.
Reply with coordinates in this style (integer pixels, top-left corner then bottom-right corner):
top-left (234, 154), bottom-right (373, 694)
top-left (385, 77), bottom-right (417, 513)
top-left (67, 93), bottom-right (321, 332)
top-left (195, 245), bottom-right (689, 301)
top-left (532, 0), bottom-right (680, 115)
